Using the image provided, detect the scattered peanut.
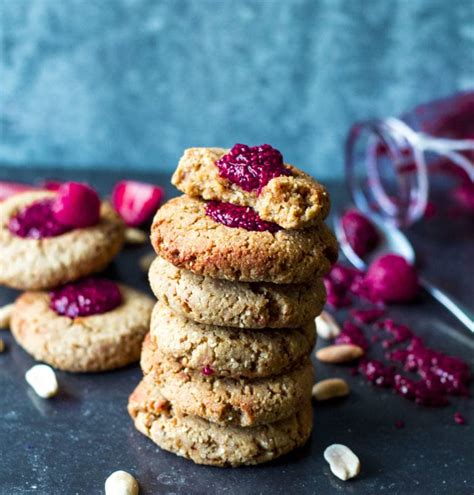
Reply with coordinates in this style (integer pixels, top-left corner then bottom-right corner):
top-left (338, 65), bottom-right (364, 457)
top-left (316, 311), bottom-right (341, 339)
top-left (25, 364), bottom-right (58, 399)
top-left (0, 338), bottom-right (5, 353)
top-left (324, 444), bottom-right (361, 481)
top-left (105, 470), bottom-right (139, 495)
top-left (139, 252), bottom-right (155, 272)
top-left (125, 227), bottom-right (148, 245)
top-left (0, 303), bottom-right (14, 329)
top-left (316, 344), bottom-right (364, 363)
top-left (312, 378), bottom-right (349, 401)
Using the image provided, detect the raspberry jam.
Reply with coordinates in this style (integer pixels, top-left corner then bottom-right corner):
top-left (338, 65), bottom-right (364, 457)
top-left (205, 201), bottom-right (280, 232)
top-left (50, 279), bottom-right (123, 318)
top-left (8, 199), bottom-right (72, 239)
top-left (216, 144), bottom-right (291, 193)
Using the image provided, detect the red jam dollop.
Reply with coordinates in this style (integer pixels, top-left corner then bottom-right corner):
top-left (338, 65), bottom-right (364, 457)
top-left (9, 199), bottom-right (72, 239)
top-left (205, 201), bottom-right (281, 232)
top-left (52, 182), bottom-right (101, 228)
top-left (50, 278), bottom-right (122, 318)
top-left (364, 254), bottom-right (419, 303)
top-left (341, 209), bottom-right (380, 257)
top-left (216, 143), bottom-right (291, 193)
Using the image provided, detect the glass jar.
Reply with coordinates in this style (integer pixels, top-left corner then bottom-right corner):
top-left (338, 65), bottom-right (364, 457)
top-left (345, 92), bottom-right (474, 227)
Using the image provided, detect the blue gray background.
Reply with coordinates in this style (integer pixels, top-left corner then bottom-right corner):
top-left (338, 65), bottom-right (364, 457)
top-left (1, 0), bottom-right (473, 179)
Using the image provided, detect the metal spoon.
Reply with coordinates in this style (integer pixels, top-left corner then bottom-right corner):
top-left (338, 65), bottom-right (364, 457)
top-left (334, 214), bottom-right (474, 333)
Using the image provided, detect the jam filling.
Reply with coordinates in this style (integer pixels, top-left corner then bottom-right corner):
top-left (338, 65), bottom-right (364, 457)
top-left (205, 201), bottom-right (280, 232)
top-left (8, 199), bottom-right (72, 239)
top-left (50, 278), bottom-right (123, 318)
top-left (216, 143), bottom-right (291, 193)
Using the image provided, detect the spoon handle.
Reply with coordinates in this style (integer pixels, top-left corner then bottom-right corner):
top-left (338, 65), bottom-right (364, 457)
top-left (420, 277), bottom-right (474, 333)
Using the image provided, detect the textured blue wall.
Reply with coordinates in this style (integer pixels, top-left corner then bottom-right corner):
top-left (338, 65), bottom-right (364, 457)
top-left (1, 0), bottom-right (473, 179)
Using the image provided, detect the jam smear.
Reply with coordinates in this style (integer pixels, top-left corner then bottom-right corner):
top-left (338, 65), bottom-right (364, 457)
top-left (341, 209), bottom-right (380, 257)
top-left (205, 201), bottom-right (280, 232)
top-left (216, 144), bottom-right (291, 193)
top-left (9, 199), bottom-right (72, 239)
top-left (51, 278), bottom-right (122, 318)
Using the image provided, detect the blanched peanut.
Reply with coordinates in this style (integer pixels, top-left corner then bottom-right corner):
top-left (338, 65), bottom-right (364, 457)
top-left (316, 311), bottom-right (341, 339)
top-left (0, 303), bottom-right (14, 329)
top-left (316, 344), bottom-right (364, 363)
top-left (105, 470), bottom-right (139, 495)
top-left (324, 444), bottom-right (361, 481)
top-left (125, 228), bottom-right (148, 245)
top-left (25, 364), bottom-right (58, 398)
top-left (312, 378), bottom-right (349, 401)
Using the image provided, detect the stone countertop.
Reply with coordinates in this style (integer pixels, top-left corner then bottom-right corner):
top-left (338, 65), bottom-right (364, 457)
top-left (0, 167), bottom-right (472, 494)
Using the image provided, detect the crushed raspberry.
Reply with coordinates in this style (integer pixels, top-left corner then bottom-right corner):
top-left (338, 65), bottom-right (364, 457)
top-left (358, 359), bottom-right (395, 388)
top-left (205, 201), bottom-right (281, 232)
top-left (323, 264), bottom-right (364, 308)
top-left (9, 199), bottom-right (72, 239)
top-left (216, 144), bottom-right (291, 193)
top-left (351, 307), bottom-right (385, 324)
top-left (52, 182), bottom-right (101, 228)
top-left (336, 321), bottom-right (369, 350)
top-left (341, 209), bottom-right (380, 257)
top-left (112, 180), bottom-right (164, 227)
top-left (201, 365), bottom-right (214, 376)
top-left (454, 412), bottom-right (466, 425)
top-left (50, 278), bottom-right (122, 318)
top-left (364, 254), bottom-right (419, 303)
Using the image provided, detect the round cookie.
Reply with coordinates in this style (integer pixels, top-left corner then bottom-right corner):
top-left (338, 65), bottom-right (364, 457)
top-left (151, 195), bottom-right (338, 284)
top-left (141, 338), bottom-right (314, 427)
top-left (171, 147), bottom-right (330, 229)
top-left (149, 256), bottom-right (326, 328)
top-left (128, 375), bottom-right (313, 467)
top-left (148, 301), bottom-right (316, 379)
top-left (0, 191), bottom-right (125, 290)
top-left (10, 284), bottom-right (154, 372)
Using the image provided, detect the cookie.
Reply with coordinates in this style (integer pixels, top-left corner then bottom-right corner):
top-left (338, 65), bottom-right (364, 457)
top-left (10, 284), bottom-right (154, 372)
top-left (149, 256), bottom-right (326, 329)
top-left (128, 374), bottom-right (313, 467)
top-left (141, 337), bottom-right (314, 427)
top-left (171, 147), bottom-right (330, 229)
top-left (0, 191), bottom-right (125, 290)
top-left (148, 301), bottom-right (316, 379)
top-left (151, 195), bottom-right (338, 284)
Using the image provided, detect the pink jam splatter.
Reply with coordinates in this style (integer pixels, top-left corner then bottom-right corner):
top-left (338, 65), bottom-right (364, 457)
top-left (341, 209), bottom-right (380, 257)
top-left (202, 365), bottom-right (214, 376)
top-left (216, 143), bottom-right (290, 193)
top-left (9, 199), bottom-right (72, 239)
top-left (205, 201), bottom-right (281, 232)
top-left (50, 278), bottom-right (122, 318)
top-left (364, 254), bottom-right (419, 303)
top-left (454, 412), bottom-right (466, 425)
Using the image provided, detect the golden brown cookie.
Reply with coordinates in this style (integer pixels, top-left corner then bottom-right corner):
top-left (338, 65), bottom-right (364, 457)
top-left (141, 336), bottom-right (314, 427)
top-left (147, 302), bottom-right (316, 379)
top-left (149, 256), bottom-right (326, 328)
top-left (151, 195), bottom-right (338, 284)
top-left (128, 374), bottom-right (313, 467)
top-left (0, 191), bottom-right (125, 290)
top-left (172, 147), bottom-right (330, 229)
top-left (10, 284), bottom-right (154, 372)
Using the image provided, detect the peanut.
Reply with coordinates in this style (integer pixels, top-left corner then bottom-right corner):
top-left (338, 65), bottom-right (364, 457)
top-left (125, 227), bottom-right (148, 245)
top-left (324, 444), bottom-right (361, 481)
top-left (316, 311), bottom-right (341, 339)
top-left (25, 364), bottom-right (58, 398)
top-left (316, 344), bottom-right (364, 363)
top-left (312, 378), bottom-right (349, 401)
top-left (139, 253), bottom-right (155, 272)
top-left (0, 338), bottom-right (5, 353)
top-left (0, 303), bottom-right (14, 329)
top-left (105, 470), bottom-right (139, 495)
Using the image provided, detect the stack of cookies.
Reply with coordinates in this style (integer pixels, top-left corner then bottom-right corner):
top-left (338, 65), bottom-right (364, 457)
top-left (128, 145), bottom-right (338, 466)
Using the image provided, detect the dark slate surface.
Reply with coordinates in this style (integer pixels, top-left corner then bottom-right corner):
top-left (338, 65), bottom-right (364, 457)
top-left (0, 168), bottom-right (473, 495)
top-left (1, 0), bottom-right (474, 178)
